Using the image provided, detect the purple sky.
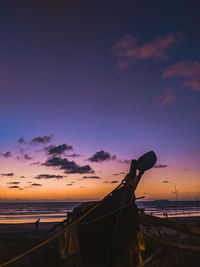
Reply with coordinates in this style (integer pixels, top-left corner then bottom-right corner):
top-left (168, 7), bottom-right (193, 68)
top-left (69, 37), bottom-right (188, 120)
top-left (0, 1), bottom-right (199, 201)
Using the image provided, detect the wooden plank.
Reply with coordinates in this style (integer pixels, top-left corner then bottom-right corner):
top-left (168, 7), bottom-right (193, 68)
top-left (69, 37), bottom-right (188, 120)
top-left (137, 248), bottom-right (163, 267)
top-left (143, 233), bottom-right (200, 252)
top-left (139, 213), bottom-right (200, 236)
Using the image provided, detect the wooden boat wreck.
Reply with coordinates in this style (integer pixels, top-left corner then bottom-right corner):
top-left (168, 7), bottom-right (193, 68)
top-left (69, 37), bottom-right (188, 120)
top-left (57, 151), bottom-right (155, 267)
top-left (53, 151), bottom-right (200, 267)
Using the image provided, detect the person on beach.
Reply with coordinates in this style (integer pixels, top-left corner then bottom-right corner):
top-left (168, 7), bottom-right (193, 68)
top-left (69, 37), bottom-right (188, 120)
top-left (35, 218), bottom-right (40, 231)
top-left (163, 211), bottom-right (168, 218)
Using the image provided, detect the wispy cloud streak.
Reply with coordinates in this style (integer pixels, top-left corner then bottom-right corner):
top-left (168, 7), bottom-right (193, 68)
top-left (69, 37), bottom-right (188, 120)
top-left (163, 60), bottom-right (200, 91)
top-left (113, 32), bottom-right (184, 68)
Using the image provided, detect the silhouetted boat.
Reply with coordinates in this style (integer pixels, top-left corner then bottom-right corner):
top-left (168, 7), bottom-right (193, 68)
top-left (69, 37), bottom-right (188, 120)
top-left (53, 150), bottom-right (200, 267)
top-left (58, 151), bottom-right (157, 267)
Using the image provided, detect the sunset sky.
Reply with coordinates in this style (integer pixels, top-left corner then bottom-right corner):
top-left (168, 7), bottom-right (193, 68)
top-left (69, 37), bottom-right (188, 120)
top-left (0, 1), bottom-right (199, 201)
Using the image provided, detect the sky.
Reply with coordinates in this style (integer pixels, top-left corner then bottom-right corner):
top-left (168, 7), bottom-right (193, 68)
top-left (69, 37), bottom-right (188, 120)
top-left (0, 0), bottom-right (200, 201)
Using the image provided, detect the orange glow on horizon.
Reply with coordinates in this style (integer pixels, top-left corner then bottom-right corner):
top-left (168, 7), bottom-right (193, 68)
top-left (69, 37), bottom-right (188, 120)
top-left (1, 155), bottom-right (199, 202)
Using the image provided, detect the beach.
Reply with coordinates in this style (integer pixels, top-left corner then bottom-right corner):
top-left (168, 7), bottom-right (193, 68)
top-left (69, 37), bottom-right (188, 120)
top-left (0, 216), bottom-right (200, 267)
top-left (0, 222), bottom-right (60, 267)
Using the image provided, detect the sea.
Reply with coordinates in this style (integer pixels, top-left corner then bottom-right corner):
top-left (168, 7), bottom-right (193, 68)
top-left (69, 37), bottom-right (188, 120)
top-left (0, 200), bottom-right (200, 224)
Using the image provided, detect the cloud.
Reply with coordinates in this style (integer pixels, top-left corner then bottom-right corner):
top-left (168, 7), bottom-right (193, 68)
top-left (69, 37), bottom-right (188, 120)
top-left (1, 172), bottom-right (14, 176)
top-left (104, 180), bottom-right (119, 184)
top-left (66, 183), bottom-right (73, 186)
top-left (113, 32), bottom-right (184, 68)
top-left (118, 159), bottom-right (131, 164)
top-left (16, 153), bottom-right (33, 160)
top-left (8, 185), bottom-right (20, 189)
top-left (45, 144), bottom-right (73, 156)
top-left (30, 161), bottom-right (40, 165)
top-left (20, 176), bottom-right (25, 178)
top-left (17, 137), bottom-right (25, 144)
top-left (88, 150), bottom-right (116, 162)
top-left (67, 153), bottom-right (81, 158)
top-left (35, 174), bottom-right (64, 179)
top-left (113, 172), bottom-right (126, 176)
top-left (156, 88), bottom-right (175, 107)
top-left (24, 154), bottom-right (32, 160)
top-left (31, 135), bottom-right (53, 144)
top-left (163, 60), bottom-right (200, 91)
top-left (82, 176), bottom-right (101, 179)
top-left (155, 164), bottom-right (168, 168)
top-left (1, 151), bottom-right (12, 158)
top-left (31, 183), bottom-right (43, 186)
top-left (43, 157), bottom-right (94, 174)
top-left (7, 182), bottom-right (20, 185)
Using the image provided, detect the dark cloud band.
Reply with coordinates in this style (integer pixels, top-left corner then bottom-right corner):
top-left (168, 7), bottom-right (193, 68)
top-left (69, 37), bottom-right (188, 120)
top-left (1, 172), bottom-right (14, 176)
top-left (155, 164), bottom-right (168, 168)
top-left (1, 151), bottom-right (12, 158)
top-left (88, 150), bottom-right (116, 162)
top-left (35, 174), bottom-right (64, 179)
top-left (44, 157), bottom-right (94, 174)
top-left (45, 144), bottom-right (73, 156)
top-left (31, 135), bottom-right (53, 144)
top-left (82, 176), bottom-right (100, 179)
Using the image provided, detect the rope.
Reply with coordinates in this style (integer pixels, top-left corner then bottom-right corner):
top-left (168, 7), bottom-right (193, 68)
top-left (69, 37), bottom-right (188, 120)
top-left (81, 177), bottom-right (140, 225)
top-left (0, 180), bottom-right (126, 267)
top-left (0, 229), bottom-right (64, 267)
top-left (80, 190), bottom-right (135, 225)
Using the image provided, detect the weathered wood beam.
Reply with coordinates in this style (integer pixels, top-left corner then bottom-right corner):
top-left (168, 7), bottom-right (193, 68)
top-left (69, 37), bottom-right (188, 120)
top-left (137, 248), bottom-right (163, 267)
top-left (139, 213), bottom-right (200, 236)
top-left (143, 233), bottom-right (200, 252)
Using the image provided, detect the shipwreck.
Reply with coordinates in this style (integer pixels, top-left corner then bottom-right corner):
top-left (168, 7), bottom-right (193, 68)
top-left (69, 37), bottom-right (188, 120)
top-left (55, 151), bottom-right (200, 267)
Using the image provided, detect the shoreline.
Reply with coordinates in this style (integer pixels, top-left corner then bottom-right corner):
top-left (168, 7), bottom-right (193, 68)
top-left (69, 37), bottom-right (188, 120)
top-left (0, 215), bottom-right (199, 237)
top-left (1, 214), bottom-right (200, 225)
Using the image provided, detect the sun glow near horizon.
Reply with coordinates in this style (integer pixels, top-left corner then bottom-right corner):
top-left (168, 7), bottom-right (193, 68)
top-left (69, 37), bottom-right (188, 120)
top-left (1, 156), bottom-right (199, 202)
